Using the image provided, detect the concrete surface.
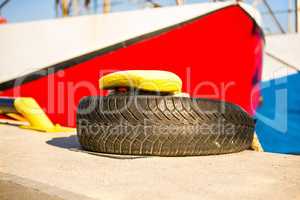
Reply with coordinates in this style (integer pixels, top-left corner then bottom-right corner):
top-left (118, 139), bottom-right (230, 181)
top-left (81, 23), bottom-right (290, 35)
top-left (0, 124), bottom-right (300, 200)
top-left (0, 179), bottom-right (64, 200)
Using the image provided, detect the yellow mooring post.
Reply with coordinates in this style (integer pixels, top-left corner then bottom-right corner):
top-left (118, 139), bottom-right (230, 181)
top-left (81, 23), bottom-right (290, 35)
top-left (251, 133), bottom-right (264, 152)
top-left (0, 97), bottom-right (74, 132)
top-left (14, 98), bottom-right (75, 132)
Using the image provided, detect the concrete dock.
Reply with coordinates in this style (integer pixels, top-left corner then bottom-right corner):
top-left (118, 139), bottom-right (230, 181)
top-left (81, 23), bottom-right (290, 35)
top-left (1, 125), bottom-right (300, 200)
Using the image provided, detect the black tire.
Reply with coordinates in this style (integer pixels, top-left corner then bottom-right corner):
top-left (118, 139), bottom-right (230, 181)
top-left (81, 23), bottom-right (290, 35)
top-left (76, 96), bottom-right (254, 156)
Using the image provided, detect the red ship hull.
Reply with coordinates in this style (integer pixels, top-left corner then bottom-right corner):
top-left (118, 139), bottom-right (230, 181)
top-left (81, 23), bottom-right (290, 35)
top-left (0, 5), bottom-right (264, 127)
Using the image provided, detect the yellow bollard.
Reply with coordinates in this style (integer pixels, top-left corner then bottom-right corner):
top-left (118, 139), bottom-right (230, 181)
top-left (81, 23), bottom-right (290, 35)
top-left (251, 133), bottom-right (264, 152)
top-left (13, 97), bottom-right (75, 132)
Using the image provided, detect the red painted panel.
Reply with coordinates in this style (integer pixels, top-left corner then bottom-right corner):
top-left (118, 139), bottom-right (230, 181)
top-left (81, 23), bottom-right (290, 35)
top-left (0, 6), bottom-right (264, 127)
top-left (0, 17), bottom-right (7, 24)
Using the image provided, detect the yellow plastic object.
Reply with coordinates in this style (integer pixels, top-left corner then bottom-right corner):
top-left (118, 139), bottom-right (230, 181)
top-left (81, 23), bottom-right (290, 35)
top-left (6, 113), bottom-right (28, 122)
top-left (99, 70), bottom-right (182, 93)
top-left (251, 133), bottom-right (264, 152)
top-left (14, 98), bottom-right (75, 132)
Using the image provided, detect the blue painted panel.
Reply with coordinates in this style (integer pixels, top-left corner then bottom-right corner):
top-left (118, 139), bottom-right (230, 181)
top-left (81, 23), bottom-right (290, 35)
top-left (255, 72), bottom-right (300, 154)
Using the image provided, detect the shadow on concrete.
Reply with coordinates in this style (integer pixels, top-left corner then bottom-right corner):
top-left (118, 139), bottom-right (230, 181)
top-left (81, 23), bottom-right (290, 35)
top-left (46, 136), bottom-right (147, 160)
top-left (74, 149), bottom-right (148, 160)
top-left (46, 135), bottom-right (81, 149)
